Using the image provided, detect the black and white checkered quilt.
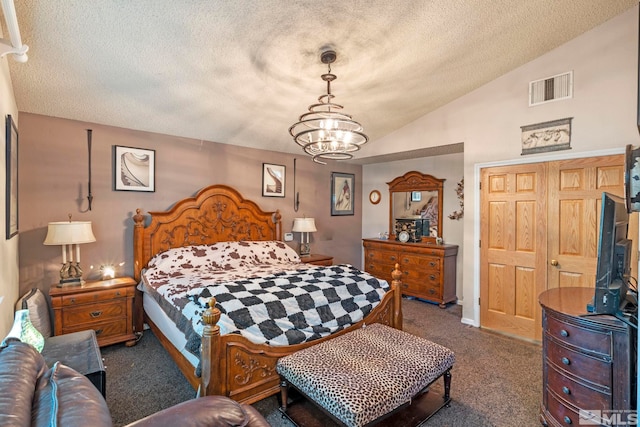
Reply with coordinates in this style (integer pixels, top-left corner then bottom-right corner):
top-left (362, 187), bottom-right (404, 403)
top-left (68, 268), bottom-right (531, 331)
top-left (142, 263), bottom-right (390, 358)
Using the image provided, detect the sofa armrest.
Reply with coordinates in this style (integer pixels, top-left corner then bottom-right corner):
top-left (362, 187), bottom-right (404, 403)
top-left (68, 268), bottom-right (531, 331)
top-left (125, 395), bottom-right (270, 427)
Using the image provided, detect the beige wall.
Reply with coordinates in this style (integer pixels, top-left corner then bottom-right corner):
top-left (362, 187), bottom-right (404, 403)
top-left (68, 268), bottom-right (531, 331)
top-left (17, 113), bottom-right (362, 296)
top-left (362, 6), bottom-right (640, 326)
top-left (0, 51), bottom-right (20, 337)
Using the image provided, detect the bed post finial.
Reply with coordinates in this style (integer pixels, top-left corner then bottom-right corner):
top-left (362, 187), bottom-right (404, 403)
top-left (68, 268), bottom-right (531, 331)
top-left (199, 298), bottom-right (221, 397)
top-left (391, 263), bottom-right (403, 330)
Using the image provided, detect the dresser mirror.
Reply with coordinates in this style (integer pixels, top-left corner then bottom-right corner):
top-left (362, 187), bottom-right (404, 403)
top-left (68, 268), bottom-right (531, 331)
top-left (388, 171), bottom-right (444, 243)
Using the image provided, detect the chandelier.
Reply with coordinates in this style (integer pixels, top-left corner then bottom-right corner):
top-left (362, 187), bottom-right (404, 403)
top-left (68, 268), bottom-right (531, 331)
top-left (289, 50), bottom-right (368, 164)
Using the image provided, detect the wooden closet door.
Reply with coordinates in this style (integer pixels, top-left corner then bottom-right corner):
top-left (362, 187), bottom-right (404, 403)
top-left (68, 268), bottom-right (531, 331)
top-left (480, 163), bottom-right (547, 341)
top-left (546, 155), bottom-right (626, 289)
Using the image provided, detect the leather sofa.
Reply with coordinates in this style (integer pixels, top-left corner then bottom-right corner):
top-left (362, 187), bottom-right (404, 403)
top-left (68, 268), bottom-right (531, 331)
top-left (0, 339), bottom-right (270, 427)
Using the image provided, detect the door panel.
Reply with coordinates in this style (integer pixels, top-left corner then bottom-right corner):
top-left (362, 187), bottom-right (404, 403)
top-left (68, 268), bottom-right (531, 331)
top-left (547, 155), bottom-right (625, 290)
top-left (480, 163), bottom-right (547, 341)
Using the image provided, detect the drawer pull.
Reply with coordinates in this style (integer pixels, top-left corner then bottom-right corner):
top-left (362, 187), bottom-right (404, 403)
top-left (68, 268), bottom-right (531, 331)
top-left (90, 311), bottom-right (103, 318)
top-left (429, 275), bottom-right (436, 280)
top-left (390, 256), bottom-right (396, 261)
top-left (560, 329), bottom-right (569, 337)
top-left (70, 298), bottom-right (76, 304)
top-left (429, 261), bottom-right (436, 267)
top-left (562, 386), bottom-right (570, 395)
top-left (428, 289), bottom-right (435, 295)
top-left (95, 329), bottom-right (103, 336)
top-left (116, 291), bottom-right (121, 296)
top-left (563, 416), bottom-right (572, 424)
top-left (561, 357), bottom-right (570, 366)
top-left (403, 258), bottom-right (409, 263)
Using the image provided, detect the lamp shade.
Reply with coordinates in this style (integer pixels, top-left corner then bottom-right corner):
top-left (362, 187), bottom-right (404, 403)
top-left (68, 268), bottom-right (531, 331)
top-left (43, 221), bottom-right (96, 245)
top-left (292, 218), bottom-right (317, 233)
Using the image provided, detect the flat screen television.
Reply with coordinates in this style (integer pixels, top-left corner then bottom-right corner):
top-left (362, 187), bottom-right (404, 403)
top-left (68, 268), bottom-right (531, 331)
top-left (587, 192), bottom-right (632, 315)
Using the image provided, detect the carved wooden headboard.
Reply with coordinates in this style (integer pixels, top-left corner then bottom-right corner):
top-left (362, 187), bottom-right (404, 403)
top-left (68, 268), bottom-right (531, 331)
top-left (132, 185), bottom-right (282, 281)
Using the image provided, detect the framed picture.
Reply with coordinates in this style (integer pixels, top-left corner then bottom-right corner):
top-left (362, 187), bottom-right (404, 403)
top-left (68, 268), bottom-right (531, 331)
top-left (411, 191), bottom-right (422, 202)
top-left (331, 172), bottom-right (355, 216)
top-left (5, 115), bottom-right (18, 239)
top-left (521, 117), bottom-right (572, 155)
top-left (113, 145), bottom-right (155, 192)
top-left (262, 163), bottom-right (285, 197)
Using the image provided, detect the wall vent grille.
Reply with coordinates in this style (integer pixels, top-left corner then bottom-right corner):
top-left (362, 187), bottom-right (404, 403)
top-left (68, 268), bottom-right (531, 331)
top-left (529, 71), bottom-right (573, 106)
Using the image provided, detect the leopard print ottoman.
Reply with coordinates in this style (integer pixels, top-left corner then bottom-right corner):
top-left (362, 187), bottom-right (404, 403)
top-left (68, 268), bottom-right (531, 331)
top-left (276, 323), bottom-right (455, 427)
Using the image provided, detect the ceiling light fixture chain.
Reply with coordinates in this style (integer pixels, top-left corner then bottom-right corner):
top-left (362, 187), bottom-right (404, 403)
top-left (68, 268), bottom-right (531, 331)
top-left (289, 49), bottom-right (368, 165)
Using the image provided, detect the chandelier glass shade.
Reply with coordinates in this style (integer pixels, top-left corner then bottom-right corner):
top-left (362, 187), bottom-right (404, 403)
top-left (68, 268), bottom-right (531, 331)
top-left (289, 50), bottom-right (368, 164)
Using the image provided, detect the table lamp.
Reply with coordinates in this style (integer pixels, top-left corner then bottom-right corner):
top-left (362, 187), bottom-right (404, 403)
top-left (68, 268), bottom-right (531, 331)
top-left (44, 217), bottom-right (96, 286)
top-left (292, 217), bottom-right (317, 257)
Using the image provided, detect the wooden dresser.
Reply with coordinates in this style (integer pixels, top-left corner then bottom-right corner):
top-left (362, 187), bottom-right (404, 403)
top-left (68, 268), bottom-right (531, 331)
top-left (363, 238), bottom-right (458, 307)
top-left (539, 287), bottom-right (637, 426)
top-left (50, 277), bottom-right (138, 347)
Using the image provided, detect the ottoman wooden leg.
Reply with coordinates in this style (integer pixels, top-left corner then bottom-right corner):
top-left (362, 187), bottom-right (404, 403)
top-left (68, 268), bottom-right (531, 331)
top-left (279, 379), bottom-right (289, 412)
top-left (443, 369), bottom-right (452, 406)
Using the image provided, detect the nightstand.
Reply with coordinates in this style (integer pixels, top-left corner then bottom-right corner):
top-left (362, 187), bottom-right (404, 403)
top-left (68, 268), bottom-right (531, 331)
top-left (50, 277), bottom-right (137, 347)
top-left (301, 254), bottom-right (333, 266)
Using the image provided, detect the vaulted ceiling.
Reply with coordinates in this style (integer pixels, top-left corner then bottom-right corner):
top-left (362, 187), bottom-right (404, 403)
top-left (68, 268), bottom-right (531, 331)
top-left (5, 1), bottom-right (637, 160)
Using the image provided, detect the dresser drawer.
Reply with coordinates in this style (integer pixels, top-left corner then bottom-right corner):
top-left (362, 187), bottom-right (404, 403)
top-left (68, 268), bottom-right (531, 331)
top-left (366, 249), bottom-right (399, 264)
top-left (546, 388), bottom-right (582, 426)
top-left (547, 363), bottom-right (611, 410)
top-left (399, 254), bottom-right (440, 272)
top-left (547, 338), bottom-right (612, 387)
top-left (547, 315), bottom-right (611, 356)
top-left (62, 300), bottom-right (127, 326)
top-left (61, 288), bottom-right (131, 306)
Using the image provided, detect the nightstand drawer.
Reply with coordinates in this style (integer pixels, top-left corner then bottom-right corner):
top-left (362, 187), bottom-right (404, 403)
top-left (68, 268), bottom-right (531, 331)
top-left (63, 318), bottom-right (128, 340)
top-left (62, 300), bottom-right (126, 326)
top-left (546, 315), bottom-right (611, 356)
top-left (547, 363), bottom-right (610, 410)
top-left (61, 288), bottom-right (131, 306)
top-left (547, 338), bottom-right (611, 387)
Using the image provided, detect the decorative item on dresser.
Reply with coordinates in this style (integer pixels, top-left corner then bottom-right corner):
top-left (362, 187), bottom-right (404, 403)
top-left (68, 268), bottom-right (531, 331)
top-left (49, 277), bottom-right (138, 347)
top-left (539, 287), bottom-right (637, 427)
top-left (363, 238), bottom-right (458, 308)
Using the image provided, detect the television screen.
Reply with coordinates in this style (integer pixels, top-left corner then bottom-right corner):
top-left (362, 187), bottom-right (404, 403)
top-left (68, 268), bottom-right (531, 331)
top-left (588, 192), bottom-right (631, 315)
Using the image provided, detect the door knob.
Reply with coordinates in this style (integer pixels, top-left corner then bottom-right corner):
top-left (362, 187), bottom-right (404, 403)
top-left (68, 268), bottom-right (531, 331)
top-left (550, 259), bottom-right (559, 266)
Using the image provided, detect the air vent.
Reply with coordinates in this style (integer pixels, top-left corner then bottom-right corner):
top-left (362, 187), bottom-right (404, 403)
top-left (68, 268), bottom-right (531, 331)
top-left (529, 71), bottom-right (573, 106)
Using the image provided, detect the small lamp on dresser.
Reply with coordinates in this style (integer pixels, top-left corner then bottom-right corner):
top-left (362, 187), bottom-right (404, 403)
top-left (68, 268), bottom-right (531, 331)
top-left (43, 216), bottom-right (96, 286)
top-left (292, 217), bottom-right (317, 257)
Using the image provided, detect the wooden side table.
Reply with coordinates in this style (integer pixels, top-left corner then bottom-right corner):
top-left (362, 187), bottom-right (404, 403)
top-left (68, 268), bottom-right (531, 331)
top-left (301, 254), bottom-right (333, 266)
top-left (50, 277), bottom-right (137, 347)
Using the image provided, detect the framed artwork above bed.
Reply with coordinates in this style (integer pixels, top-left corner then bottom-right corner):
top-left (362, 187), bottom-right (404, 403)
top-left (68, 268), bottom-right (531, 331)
top-left (262, 163), bottom-right (285, 197)
top-left (113, 145), bottom-right (155, 192)
top-left (331, 172), bottom-right (354, 216)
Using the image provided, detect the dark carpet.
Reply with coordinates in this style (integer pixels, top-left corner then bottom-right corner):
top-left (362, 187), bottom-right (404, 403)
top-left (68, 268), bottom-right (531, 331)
top-left (101, 298), bottom-right (542, 427)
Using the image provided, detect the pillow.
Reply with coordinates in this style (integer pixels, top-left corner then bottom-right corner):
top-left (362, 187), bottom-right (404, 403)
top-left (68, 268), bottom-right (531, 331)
top-left (2, 309), bottom-right (45, 352)
top-left (148, 241), bottom-right (300, 272)
top-left (16, 288), bottom-right (52, 338)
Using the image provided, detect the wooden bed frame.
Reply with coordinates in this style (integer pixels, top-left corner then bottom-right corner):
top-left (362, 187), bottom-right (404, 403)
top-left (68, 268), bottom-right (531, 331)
top-left (132, 184), bottom-right (403, 404)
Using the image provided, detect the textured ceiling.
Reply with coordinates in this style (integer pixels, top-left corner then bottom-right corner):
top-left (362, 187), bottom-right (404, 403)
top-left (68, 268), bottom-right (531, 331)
top-left (3, 1), bottom-right (637, 160)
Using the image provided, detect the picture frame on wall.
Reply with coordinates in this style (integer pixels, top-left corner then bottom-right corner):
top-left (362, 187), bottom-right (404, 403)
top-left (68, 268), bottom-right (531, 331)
top-left (411, 191), bottom-right (422, 202)
top-left (262, 163), bottom-right (285, 197)
top-left (521, 117), bottom-right (572, 155)
top-left (113, 145), bottom-right (155, 192)
top-left (5, 115), bottom-right (18, 239)
top-left (331, 172), bottom-right (355, 216)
